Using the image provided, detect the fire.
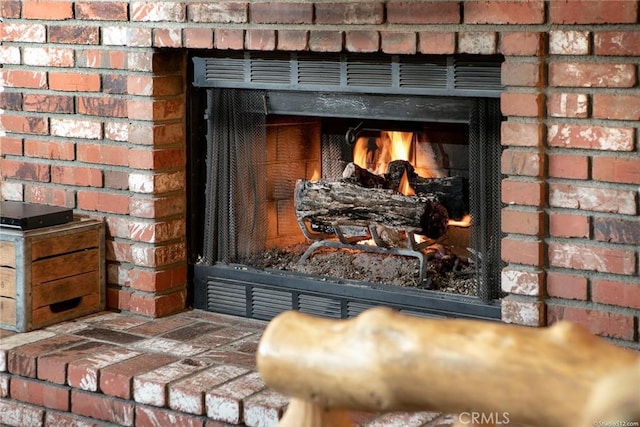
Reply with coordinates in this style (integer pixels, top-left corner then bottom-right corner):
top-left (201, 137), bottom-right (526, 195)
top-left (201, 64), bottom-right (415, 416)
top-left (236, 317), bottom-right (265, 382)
top-left (448, 214), bottom-right (472, 228)
top-left (353, 130), bottom-right (417, 195)
top-left (386, 131), bottom-right (413, 161)
top-left (353, 131), bottom-right (415, 176)
top-left (398, 170), bottom-right (415, 196)
top-left (352, 137), bottom-right (377, 173)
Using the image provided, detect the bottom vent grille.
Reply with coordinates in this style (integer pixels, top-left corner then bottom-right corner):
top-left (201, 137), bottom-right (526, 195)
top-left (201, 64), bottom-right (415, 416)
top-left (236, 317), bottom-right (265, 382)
top-left (347, 301), bottom-right (375, 317)
top-left (298, 294), bottom-right (342, 319)
top-left (197, 266), bottom-right (501, 322)
top-left (251, 288), bottom-right (292, 320)
top-left (207, 279), bottom-right (247, 316)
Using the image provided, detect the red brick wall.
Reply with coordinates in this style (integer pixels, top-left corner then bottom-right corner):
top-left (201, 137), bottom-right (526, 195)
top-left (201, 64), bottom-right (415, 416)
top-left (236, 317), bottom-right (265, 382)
top-left (1, 1), bottom-right (638, 347)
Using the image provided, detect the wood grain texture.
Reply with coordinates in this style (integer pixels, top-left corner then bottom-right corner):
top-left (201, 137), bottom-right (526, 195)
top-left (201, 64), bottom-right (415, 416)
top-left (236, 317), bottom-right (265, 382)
top-left (257, 307), bottom-right (640, 427)
top-left (31, 249), bottom-right (99, 284)
top-left (0, 267), bottom-right (16, 297)
top-left (31, 293), bottom-right (101, 326)
top-left (30, 228), bottom-right (99, 260)
top-left (0, 297), bottom-right (16, 326)
top-left (294, 179), bottom-right (449, 238)
top-left (0, 218), bottom-right (105, 332)
top-left (0, 241), bottom-right (16, 268)
top-left (32, 270), bottom-right (99, 309)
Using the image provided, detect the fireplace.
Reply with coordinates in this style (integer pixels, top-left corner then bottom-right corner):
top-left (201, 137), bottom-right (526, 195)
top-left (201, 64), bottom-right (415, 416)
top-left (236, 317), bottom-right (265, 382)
top-left (188, 52), bottom-right (503, 320)
top-left (3, 0), bottom-right (637, 344)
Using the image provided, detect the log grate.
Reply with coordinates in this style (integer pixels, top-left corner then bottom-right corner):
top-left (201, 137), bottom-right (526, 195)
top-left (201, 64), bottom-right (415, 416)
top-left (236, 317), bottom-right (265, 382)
top-left (297, 220), bottom-right (431, 282)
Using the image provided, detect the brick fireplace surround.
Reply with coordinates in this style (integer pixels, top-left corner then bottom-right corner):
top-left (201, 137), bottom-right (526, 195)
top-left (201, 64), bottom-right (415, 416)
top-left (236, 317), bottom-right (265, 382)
top-left (1, 1), bottom-right (639, 349)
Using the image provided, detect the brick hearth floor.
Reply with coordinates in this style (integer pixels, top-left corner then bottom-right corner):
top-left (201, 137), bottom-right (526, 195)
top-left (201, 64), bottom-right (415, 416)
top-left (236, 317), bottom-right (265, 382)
top-left (0, 309), bottom-right (463, 427)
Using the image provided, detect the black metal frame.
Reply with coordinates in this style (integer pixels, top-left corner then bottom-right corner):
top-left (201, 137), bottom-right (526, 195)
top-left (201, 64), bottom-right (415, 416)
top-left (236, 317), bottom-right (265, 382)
top-left (192, 52), bottom-right (503, 99)
top-left (193, 265), bottom-right (501, 321)
top-left (188, 52), bottom-right (504, 321)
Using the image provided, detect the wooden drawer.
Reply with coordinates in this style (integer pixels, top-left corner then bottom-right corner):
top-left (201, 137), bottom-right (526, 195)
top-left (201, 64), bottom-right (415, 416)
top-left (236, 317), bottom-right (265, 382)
top-left (0, 218), bottom-right (105, 332)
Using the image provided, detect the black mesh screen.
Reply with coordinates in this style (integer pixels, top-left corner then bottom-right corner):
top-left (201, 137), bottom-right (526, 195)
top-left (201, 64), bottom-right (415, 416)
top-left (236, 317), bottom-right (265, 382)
top-left (200, 89), bottom-right (503, 304)
top-left (202, 89), bottom-right (267, 264)
top-left (321, 133), bottom-right (350, 179)
top-left (469, 98), bottom-right (504, 302)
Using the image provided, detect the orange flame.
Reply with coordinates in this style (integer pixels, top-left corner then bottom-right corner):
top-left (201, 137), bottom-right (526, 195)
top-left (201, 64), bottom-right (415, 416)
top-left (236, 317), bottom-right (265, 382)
top-left (352, 136), bottom-right (378, 173)
top-left (386, 131), bottom-right (413, 162)
top-left (353, 131), bottom-right (415, 176)
top-left (448, 214), bottom-right (472, 228)
top-left (398, 170), bottom-right (415, 196)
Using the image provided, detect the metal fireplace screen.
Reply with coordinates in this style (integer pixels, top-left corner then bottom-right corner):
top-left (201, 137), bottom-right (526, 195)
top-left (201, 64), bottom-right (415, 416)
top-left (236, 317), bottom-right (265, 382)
top-left (201, 89), bottom-right (267, 264)
top-left (192, 53), bottom-right (504, 320)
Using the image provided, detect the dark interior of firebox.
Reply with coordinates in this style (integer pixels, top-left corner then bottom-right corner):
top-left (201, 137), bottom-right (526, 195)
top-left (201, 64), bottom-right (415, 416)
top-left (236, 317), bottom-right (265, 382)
top-left (235, 115), bottom-right (478, 295)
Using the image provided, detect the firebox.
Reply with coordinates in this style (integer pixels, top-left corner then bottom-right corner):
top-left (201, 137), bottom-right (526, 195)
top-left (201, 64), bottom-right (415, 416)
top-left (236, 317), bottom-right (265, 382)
top-left (189, 52), bottom-right (504, 320)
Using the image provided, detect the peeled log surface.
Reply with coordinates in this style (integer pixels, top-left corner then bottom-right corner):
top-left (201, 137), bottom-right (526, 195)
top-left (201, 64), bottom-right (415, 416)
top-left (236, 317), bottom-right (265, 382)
top-left (344, 161), bottom-right (468, 220)
top-left (341, 162), bottom-right (386, 188)
top-left (294, 179), bottom-right (449, 239)
top-left (413, 175), bottom-right (468, 220)
top-left (257, 307), bottom-right (640, 427)
top-left (386, 161), bottom-right (468, 220)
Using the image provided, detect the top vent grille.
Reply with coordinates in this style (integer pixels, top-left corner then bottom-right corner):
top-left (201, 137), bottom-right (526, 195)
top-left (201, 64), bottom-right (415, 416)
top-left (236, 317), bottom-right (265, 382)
top-left (346, 57), bottom-right (393, 87)
top-left (194, 53), bottom-right (503, 97)
top-left (251, 53), bottom-right (291, 84)
top-left (399, 56), bottom-right (448, 89)
top-left (204, 53), bottom-right (245, 82)
top-left (297, 54), bottom-right (341, 86)
top-left (454, 58), bottom-right (503, 91)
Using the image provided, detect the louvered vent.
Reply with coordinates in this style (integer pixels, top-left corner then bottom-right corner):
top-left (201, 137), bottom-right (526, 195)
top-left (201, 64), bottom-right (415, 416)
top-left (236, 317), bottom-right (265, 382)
top-left (251, 287), bottom-right (292, 320)
top-left (347, 301), bottom-right (376, 317)
top-left (346, 57), bottom-right (393, 87)
top-left (204, 54), bottom-right (245, 83)
top-left (454, 58), bottom-right (503, 91)
top-left (207, 279), bottom-right (247, 316)
top-left (195, 266), bottom-right (502, 321)
top-left (400, 309), bottom-right (444, 319)
top-left (250, 54), bottom-right (291, 84)
top-left (298, 294), bottom-right (342, 319)
top-left (399, 57), bottom-right (448, 89)
top-left (194, 53), bottom-right (503, 97)
top-left (297, 54), bottom-right (341, 86)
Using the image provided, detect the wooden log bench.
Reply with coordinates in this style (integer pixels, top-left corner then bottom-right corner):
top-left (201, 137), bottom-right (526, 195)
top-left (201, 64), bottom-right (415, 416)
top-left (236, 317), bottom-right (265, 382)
top-left (256, 307), bottom-right (640, 427)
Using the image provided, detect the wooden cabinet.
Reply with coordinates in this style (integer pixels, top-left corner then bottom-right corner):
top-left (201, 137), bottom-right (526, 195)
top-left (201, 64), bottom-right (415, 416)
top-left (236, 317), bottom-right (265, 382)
top-left (0, 218), bottom-right (105, 332)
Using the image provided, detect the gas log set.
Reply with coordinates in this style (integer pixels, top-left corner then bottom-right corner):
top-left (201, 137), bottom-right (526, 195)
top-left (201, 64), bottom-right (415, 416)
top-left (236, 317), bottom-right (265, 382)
top-left (296, 161), bottom-right (466, 240)
top-left (249, 129), bottom-right (476, 295)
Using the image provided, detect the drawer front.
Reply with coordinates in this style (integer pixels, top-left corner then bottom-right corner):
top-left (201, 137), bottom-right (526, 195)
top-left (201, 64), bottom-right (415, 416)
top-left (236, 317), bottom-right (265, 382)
top-left (32, 271), bottom-right (99, 309)
top-left (31, 228), bottom-right (99, 260)
top-left (31, 249), bottom-right (100, 285)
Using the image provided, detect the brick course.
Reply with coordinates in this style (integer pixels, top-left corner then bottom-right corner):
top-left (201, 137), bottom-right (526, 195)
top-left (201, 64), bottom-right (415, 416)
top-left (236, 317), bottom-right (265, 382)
top-left (10, 377), bottom-right (70, 412)
top-left (387, 2), bottom-right (460, 24)
top-left (547, 272), bottom-right (588, 301)
top-left (7, 335), bottom-right (86, 378)
top-left (0, 311), bottom-right (332, 427)
top-left (464, 1), bottom-right (544, 24)
top-left (547, 304), bottom-right (636, 341)
top-left (549, 0), bottom-right (638, 24)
